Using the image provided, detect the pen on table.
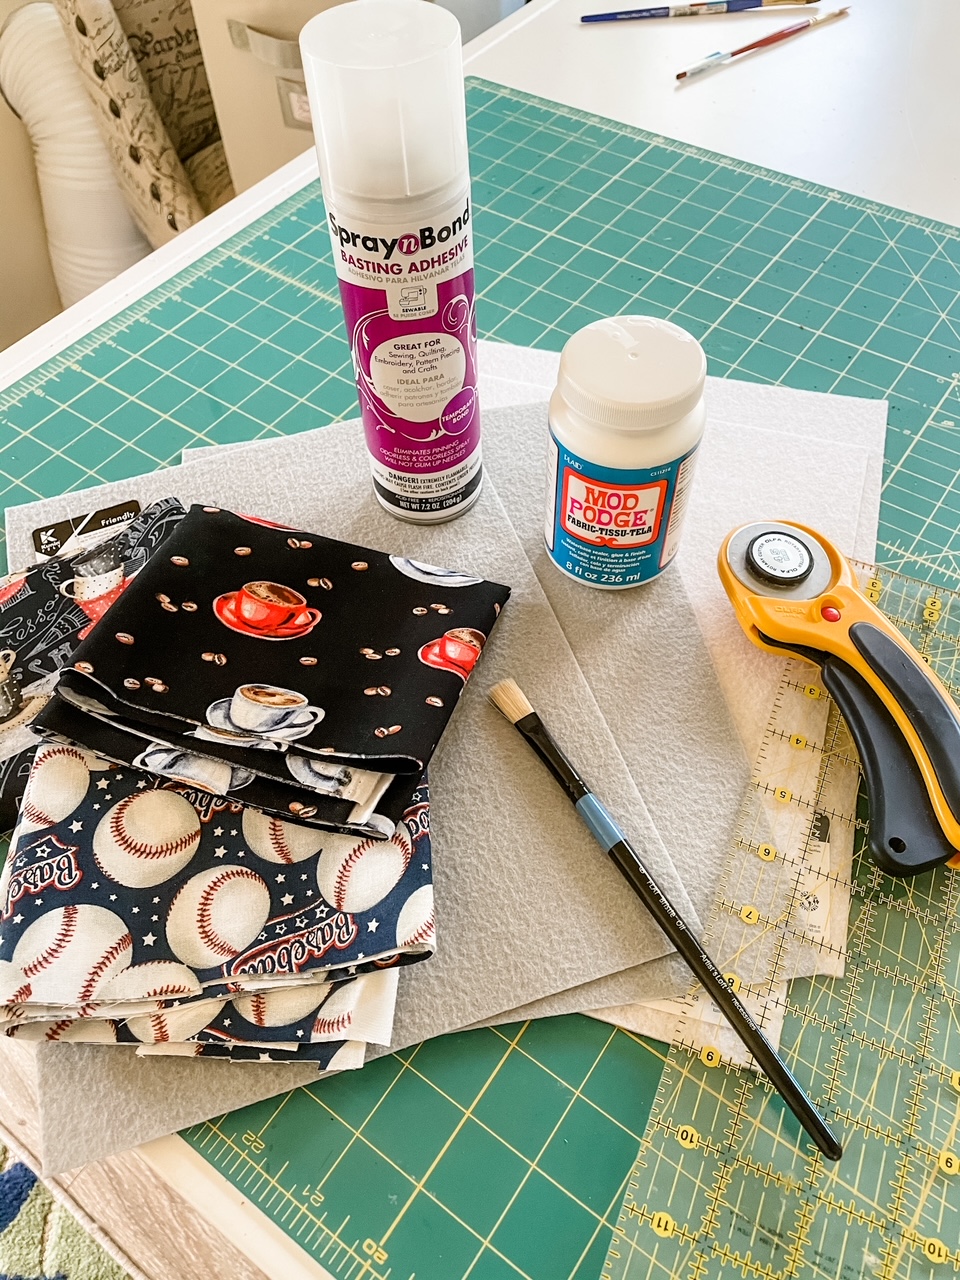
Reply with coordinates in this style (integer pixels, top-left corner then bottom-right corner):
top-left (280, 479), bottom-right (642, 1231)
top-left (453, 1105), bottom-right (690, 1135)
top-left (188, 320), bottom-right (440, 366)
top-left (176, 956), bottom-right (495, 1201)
top-left (582, 0), bottom-right (817, 24)
top-left (676, 4), bottom-right (848, 78)
top-left (488, 678), bottom-right (844, 1163)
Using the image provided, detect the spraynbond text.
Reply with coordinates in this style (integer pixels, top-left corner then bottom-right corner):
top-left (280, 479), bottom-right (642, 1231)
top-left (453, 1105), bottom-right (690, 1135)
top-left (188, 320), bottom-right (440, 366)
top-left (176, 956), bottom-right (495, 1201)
top-left (329, 202), bottom-right (470, 262)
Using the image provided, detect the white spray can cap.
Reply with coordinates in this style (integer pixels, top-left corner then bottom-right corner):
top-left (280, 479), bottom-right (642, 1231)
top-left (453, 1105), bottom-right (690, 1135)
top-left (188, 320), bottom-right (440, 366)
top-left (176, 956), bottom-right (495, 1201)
top-left (300, 0), bottom-right (468, 203)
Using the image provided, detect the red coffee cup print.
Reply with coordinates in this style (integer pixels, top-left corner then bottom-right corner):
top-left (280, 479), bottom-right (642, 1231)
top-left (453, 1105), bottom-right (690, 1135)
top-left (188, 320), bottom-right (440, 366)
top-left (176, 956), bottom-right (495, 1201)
top-left (214, 581), bottom-right (322, 640)
top-left (418, 627), bottom-right (486, 680)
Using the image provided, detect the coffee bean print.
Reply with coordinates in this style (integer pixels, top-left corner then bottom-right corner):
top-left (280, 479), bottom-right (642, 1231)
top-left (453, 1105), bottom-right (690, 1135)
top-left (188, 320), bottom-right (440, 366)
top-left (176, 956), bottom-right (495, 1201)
top-left (156, 593), bottom-right (170, 604)
top-left (385, 647), bottom-right (400, 656)
top-left (170, 556), bottom-right (189, 566)
top-left (288, 801), bottom-right (304, 814)
top-left (203, 507), bottom-right (220, 513)
top-left (201, 651), bottom-right (215, 662)
top-left (74, 661), bottom-right (93, 674)
top-left (413, 607), bottom-right (428, 616)
top-left (150, 682), bottom-right (169, 694)
top-left (386, 725), bottom-right (402, 735)
top-left (298, 805), bottom-right (318, 818)
top-left (300, 541), bottom-right (313, 549)
top-left (374, 727), bottom-right (388, 738)
top-left (287, 538), bottom-right (301, 549)
top-left (124, 678), bottom-right (141, 690)
top-left (234, 547), bottom-right (252, 556)
top-left (161, 602), bottom-right (178, 612)
top-left (115, 632), bottom-right (134, 645)
top-left (307, 577), bottom-right (320, 587)
top-left (377, 686), bottom-right (392, 696)
top-left (299, 656), bottom-right (318, 666)
top-left (364, 687), bottom-right (378, 696)
top-left (202, 651), bottom-right (227, 666)
top-left (426, 696), bottom-right (444, 707)
top-left (351, 561), bottom-right (368, 571)
top-left (494, 602), bottom-right (501, 616)
top-left (316, 747), bottom-right (336, 754)
top-left (436, 606), bottom-right (451, 615)
top-left (429, 603), bottom-right (443, 611)
top-left (318, 578), bottom-right (332, 590)
top-left (144, 677), bottom-right (160, 686)
top-left (364, 652), bottom-right (382, 660)
top-left (181, 601), bottom-right (197, 612)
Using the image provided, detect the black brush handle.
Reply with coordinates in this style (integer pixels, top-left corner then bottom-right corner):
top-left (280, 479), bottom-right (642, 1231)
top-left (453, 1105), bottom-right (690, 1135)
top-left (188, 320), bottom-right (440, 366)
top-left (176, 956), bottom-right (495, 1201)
top-left (601, 820), bottom-right (844, 1162)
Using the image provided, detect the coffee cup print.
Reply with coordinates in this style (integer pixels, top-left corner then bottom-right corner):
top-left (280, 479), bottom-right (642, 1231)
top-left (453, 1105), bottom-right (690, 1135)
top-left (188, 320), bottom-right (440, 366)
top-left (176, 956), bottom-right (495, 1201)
top-left (231, 684), bottom-right (308, 732)
top-left (0, 649), bottom-right (22, 723)
top-left (59, 546), bottom-right (127, 636)
top-left (214, 581), bottom-right (322, 640)
top-left (418, 627), bottom-right (486, 680)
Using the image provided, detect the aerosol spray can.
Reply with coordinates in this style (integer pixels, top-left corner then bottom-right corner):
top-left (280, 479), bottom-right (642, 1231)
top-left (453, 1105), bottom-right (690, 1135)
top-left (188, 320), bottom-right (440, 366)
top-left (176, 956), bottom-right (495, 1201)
top-left (300, 0), bottom-right (481, 523)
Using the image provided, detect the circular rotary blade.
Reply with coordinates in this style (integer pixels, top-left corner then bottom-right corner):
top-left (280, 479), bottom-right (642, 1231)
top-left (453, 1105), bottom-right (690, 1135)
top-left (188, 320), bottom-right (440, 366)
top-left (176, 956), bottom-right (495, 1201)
top-left (725, 522), bottom-right (835, 599)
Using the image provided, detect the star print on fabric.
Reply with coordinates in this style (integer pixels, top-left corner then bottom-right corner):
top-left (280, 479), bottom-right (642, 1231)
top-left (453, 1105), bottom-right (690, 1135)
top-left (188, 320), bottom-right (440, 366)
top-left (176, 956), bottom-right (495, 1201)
top-left (142, 933), bottom-right (157, 946)
top-left (230, 830), bottom-right (238, 837)
top-left (223, 1019), bottom-right (231, 1027)
top-left (281, 894), bottom-right (294, 906)
top-left (69, 821), bottom-right (83, 833)
top-left (109, 894), bottom-right (117, 901)
top-left (214, 846), bottom-right (227, 857)
top-left (300, 874), bottom-right (308, 881)
top-left (151, 915), bottom-right (158, 922)
top-left (34, 899), bottom-right (43, 906)
top-left (91, 883), bottom-right (99, 890)
top-left (306, 890), bottom-right (314, 897)
top-left (258, 1053), bottom-right (271, 1062)
top-left (131, 907), bottom-right (139, 914)
top-left (213, 827), bottom-right (223, 836)
top-left (296, 917), bottom-right (307, 928)
top-left (96, 779), bottom-right (109, 790)
top-left (275, 874), bottom-right (285, 883)
top-left (275, 924), bottom-right (287, 935)
top-left (92, 804), bottom-right (100, 810)
top-left (422, 863), bottom-right (429, 871)
top-left (296, 1029), bottom-right (304, 1037)
top-left (136, 780), bottom-right (148, 789)
top-left (367, 920), bottom-right (379, 933)
top-left (12, 915), bottom-right (22, 925)
top-left (152, 897), bottom-right (160, 904)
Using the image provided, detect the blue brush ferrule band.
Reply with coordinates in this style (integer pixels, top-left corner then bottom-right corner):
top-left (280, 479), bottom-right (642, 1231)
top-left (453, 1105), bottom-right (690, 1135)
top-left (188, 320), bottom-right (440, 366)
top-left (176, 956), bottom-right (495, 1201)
top-left (575, 794), bottom-right (625, 852)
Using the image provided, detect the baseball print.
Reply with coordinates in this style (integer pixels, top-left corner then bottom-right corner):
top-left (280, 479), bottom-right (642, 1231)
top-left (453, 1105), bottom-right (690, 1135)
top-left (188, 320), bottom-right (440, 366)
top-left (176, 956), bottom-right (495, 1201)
top-left (93, 790), bottom-right (202, 887)
top-left (166, 866), bottom-right (271, 969)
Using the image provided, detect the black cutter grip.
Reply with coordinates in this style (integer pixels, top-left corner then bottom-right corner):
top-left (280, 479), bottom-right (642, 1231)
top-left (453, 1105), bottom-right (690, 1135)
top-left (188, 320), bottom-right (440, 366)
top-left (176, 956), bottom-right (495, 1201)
top-left (848, 622), bottom-right (960, 831)
top-left (820, 658), bottom-right (958, 876)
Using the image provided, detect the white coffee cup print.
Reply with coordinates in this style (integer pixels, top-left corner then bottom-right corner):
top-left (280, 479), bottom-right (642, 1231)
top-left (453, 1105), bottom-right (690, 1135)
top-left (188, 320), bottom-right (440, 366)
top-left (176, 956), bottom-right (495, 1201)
top-left (59, 565), bottom-right (124, 602)
top-left (230, 683), bottom-right (308, 732)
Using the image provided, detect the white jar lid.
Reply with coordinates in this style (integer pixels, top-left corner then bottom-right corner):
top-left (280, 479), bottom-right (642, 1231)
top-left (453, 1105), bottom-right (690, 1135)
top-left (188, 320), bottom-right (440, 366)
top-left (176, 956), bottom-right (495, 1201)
top-left (555, 316), bottom-right (707, 431)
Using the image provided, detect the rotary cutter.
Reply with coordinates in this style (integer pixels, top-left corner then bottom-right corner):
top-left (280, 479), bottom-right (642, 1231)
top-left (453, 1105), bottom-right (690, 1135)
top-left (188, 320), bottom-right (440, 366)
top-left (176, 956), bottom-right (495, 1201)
top-left (719, 521), bottom-right (960, 877)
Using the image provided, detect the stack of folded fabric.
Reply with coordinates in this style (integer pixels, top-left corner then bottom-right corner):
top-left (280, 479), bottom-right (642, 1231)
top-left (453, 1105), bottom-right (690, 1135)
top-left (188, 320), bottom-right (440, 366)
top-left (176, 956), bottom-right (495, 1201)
top-left (0, 502), bottom-right (509, 1061)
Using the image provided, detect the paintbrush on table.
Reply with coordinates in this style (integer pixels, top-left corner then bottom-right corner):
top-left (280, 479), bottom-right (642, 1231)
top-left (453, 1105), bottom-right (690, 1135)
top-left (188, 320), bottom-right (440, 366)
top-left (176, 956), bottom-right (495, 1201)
top-left (488, 678), bottom-right (843, 1162)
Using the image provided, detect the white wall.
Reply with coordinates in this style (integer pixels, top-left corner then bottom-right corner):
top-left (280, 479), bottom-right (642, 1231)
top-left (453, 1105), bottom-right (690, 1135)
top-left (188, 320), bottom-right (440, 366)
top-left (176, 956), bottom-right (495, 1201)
top-left (0, 0), bottom-right (62, 351)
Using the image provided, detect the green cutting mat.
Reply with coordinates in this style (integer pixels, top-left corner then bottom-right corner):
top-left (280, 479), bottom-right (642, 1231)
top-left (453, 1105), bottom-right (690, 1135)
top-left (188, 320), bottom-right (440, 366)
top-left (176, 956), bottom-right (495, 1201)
top-left (2, 78), bottom-right (960, 1279)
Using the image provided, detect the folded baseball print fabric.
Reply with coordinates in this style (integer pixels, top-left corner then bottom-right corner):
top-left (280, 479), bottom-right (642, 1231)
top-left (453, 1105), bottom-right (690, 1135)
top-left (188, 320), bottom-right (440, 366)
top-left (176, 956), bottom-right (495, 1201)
top-left (0, 753), bottom-right (432, 1060)
top-left (36, 503), bottom-right (510, 839)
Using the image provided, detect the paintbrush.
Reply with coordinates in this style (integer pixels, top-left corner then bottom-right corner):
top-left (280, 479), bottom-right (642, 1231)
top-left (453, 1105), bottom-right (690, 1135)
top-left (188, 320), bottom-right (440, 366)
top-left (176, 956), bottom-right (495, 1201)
top-left (488, 678), bottom-right (843, 1163)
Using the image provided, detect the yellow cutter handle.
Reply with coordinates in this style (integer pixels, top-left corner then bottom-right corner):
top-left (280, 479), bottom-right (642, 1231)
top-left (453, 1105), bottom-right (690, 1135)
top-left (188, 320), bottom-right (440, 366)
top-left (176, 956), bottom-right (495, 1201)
top-left (719, 522), bottom-right (960, 856)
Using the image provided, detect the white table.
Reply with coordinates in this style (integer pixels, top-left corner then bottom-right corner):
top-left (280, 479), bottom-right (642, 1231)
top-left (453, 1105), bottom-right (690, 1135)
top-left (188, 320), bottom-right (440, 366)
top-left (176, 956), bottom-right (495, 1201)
top-left (0, 1), bottom-right (956, 1275)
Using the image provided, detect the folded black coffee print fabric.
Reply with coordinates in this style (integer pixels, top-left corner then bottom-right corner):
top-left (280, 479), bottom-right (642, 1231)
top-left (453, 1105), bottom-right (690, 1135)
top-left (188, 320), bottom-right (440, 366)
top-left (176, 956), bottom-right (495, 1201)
top-left (37, 504), bottom-right (510, 837)
top-left (0, 500), bottom-right (188, 833)
top-left (0, 744), bottom-right (433, 1062)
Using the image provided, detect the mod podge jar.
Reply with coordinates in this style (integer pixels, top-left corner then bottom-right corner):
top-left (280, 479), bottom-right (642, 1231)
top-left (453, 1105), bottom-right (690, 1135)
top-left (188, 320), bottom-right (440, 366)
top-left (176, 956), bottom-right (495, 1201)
top-left (544, 316), bottom-right (707, 589)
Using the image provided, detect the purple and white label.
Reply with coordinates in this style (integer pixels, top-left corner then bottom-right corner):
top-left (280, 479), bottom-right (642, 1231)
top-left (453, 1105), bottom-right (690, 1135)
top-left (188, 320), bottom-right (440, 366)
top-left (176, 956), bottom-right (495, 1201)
top-left (328, 193), bottom-right (481, 518)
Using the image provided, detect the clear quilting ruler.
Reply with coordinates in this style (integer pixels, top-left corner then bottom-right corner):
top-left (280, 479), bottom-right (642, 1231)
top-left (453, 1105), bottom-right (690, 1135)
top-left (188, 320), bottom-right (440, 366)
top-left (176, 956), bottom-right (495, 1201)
top-left (603, 564), bottom-right (960, 1280)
